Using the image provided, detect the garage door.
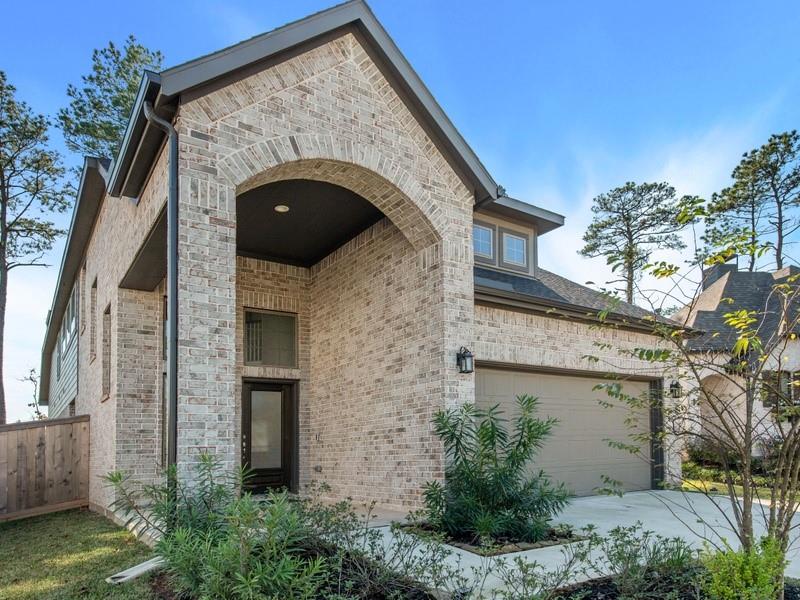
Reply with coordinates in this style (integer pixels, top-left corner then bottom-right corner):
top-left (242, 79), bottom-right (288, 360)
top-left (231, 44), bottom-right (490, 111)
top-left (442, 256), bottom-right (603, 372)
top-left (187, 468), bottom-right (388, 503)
top-left (476, 369), bottom-right (653, 496)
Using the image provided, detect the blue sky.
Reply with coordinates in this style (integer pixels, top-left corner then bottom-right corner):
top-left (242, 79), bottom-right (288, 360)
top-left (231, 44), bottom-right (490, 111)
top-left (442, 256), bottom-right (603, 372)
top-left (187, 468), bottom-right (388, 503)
top-left (2, 0), bottom-right (799, 420)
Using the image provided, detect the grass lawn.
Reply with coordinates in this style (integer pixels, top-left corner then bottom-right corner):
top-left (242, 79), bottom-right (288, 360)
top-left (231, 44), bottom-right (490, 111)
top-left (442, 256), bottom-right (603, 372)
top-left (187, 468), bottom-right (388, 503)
top-left (682, 477), bottom-right (773, 500)
top-left (0, 508), bottom-right (156, 600)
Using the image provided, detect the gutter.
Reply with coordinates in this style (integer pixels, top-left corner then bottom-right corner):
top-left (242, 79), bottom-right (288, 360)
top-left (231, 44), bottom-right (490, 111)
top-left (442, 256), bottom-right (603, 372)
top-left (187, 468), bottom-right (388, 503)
top-left (142, 102), bottom-right (178, 469)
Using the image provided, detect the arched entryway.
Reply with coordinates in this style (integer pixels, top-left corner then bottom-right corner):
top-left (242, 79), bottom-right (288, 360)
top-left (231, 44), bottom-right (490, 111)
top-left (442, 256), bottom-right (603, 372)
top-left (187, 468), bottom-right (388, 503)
top-left (227, 155), bottom-right (452, 507)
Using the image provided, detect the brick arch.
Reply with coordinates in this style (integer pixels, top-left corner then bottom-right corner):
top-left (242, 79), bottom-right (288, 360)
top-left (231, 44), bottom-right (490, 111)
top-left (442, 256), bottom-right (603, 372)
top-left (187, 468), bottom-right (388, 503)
top-left (218, 135), bottom-right (444, 251)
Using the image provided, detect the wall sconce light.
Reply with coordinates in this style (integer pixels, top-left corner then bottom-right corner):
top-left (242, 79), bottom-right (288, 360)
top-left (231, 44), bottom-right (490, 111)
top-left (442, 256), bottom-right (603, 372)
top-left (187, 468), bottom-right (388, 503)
top-left (457, 346), bottom-right (474, 374)
top-left (669, 380), bottom-right (683, 398)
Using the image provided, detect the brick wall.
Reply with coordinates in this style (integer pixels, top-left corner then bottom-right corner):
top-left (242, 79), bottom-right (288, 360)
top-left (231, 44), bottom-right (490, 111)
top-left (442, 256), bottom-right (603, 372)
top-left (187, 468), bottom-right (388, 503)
top-left (475, 303), bottom-right (682, 482)
top-left (305, 219), bottom-right (444, 507)
top-left (73, 148), bottom-right (168, 508)
top-left (175, 31), bottom-right (475, 496)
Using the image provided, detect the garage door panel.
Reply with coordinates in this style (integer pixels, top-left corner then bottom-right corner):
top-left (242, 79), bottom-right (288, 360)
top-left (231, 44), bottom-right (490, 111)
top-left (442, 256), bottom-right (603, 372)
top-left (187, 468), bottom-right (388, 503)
top-left (476, 369), bottom-right (652, 496)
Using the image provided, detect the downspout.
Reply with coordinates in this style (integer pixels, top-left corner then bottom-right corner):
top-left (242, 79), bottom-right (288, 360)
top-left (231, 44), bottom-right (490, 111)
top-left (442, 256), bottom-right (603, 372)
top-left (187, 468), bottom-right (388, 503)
top-left (474, 184), bottom-right (504, 210)
top-left (143, 102), bottom-right (178, 470)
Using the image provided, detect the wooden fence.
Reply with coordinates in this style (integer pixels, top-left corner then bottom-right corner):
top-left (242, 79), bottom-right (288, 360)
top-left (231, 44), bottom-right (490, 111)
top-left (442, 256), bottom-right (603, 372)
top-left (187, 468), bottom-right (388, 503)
top-left (0, 414), bottom-right (89, 522)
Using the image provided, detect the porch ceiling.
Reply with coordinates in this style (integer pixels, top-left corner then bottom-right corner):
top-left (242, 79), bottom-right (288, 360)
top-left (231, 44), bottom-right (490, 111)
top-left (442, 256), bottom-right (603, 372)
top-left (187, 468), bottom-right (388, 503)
top-left (119, 178), bottom-right (384, 292)
top-left (236, 179), bottom-right (384, 267)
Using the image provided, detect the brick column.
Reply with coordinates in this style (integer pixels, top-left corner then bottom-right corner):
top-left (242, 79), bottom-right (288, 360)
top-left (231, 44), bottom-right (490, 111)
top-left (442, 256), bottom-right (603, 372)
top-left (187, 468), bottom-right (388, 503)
top-left (176, 171), bottom-right (238, 479)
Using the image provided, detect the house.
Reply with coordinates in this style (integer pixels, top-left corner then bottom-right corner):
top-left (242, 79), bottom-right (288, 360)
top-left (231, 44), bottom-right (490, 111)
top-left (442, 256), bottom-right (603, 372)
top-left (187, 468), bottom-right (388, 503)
top-left (39, 0), bottom-right (675, 513)
top-left (675, 261), bottom-right (800, 454)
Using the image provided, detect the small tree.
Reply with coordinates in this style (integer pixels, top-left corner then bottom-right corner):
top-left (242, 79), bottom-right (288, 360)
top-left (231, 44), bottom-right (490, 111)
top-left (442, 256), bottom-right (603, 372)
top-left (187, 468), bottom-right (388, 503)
top-left (587, 194), bottom-right (800, 599)
top-left (579, 181), bottom-right (688, 304)
top-left (57, 35), bottom-right (163, 160)
top-left (0, 72), bottom-right (71, 424)
top-left (21, 368), bottom-right (45, 420)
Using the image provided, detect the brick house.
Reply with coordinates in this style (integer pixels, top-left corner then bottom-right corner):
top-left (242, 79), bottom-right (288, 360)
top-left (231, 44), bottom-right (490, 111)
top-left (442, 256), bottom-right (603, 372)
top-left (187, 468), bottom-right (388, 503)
top-left (39, 0), bottom-right (674, 513)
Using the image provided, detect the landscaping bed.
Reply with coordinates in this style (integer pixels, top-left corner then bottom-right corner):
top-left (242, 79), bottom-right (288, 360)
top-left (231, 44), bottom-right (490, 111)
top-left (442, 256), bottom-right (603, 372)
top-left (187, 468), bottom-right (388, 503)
top-left (402, 521), bottom-right (583, 556)
top-left (554, 575), bottom-right (800, 599)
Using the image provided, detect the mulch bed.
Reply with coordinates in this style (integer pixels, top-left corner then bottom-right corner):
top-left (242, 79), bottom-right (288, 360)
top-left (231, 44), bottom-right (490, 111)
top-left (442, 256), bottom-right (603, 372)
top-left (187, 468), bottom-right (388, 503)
top-left (401, 522), bottom-right (582, 556)
top-left (554, 575), bottom-right (800, 599)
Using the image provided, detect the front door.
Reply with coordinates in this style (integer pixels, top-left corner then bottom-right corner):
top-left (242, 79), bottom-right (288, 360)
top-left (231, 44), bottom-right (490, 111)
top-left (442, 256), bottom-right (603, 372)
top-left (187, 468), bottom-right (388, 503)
top-left (242, 381), bottom-right (296, 491)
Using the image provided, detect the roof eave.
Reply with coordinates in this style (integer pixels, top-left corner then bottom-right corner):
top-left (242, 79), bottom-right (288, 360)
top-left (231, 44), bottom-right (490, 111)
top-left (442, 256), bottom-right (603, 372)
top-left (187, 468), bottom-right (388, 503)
top-left (107, 71), bottom-right (163, 198)
top-left (474, 284), bottom-right (673, 333)
top-left (479, 195), bottom-right (565, 234)
top-left (39, 157), bottom-right (108, 406)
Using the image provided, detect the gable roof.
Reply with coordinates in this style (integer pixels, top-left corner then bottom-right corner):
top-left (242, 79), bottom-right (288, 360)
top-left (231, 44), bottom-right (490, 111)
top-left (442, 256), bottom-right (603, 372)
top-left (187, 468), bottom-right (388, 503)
top-left (108, 0), bottom-right (502, 203)
top-left (675, 265), bottom-right (800, 352)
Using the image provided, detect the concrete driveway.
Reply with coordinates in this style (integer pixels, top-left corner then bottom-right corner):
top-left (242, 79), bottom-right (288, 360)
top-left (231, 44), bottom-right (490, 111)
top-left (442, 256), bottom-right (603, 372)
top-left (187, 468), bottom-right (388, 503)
top-left (376, 490), bottom-right (800, 595)
top-left (541, 491), bottom-right (800, 577)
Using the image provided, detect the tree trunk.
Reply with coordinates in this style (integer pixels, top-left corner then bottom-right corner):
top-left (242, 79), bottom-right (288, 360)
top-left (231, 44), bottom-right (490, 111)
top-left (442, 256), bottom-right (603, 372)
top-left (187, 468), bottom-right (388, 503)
top-left (626, 263), bottom-right (634, 305)
top-left (0, 265), bottom-right (6, 424)
top-left (775, 199), bottom-right (784, 270)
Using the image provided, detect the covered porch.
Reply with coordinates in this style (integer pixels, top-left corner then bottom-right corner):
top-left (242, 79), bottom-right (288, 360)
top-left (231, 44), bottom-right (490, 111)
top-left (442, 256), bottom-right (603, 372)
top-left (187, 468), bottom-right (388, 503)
top-left (122, 160), bottom-right (465, 509)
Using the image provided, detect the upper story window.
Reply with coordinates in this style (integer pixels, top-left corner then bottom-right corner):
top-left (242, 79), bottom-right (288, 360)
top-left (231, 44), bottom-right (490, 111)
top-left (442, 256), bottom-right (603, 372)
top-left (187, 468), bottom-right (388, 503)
top-left (56, 287), bottom-right (79, 380)
top-left (473, 223), bottom-right (495, 260)
top-left (501, 230), bottom-right (529, 270)
top-left (245, 310), bottom-right (297, 368)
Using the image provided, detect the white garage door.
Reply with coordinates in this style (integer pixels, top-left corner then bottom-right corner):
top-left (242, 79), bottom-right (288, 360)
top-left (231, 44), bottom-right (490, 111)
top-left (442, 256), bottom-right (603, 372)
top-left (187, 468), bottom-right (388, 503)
top-left (476, 369), bottom-right (653, 496)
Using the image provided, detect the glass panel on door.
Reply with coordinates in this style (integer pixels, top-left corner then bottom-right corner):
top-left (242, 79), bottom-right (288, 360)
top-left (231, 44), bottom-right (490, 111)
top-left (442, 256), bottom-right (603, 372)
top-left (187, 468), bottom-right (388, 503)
top-left (250, 390), bottom-right (282, 469)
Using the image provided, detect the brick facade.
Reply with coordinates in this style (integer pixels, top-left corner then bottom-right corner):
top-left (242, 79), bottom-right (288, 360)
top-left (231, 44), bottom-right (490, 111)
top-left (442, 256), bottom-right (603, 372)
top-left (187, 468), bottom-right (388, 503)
top-left (171, 32), bottom-right (473, 504)
top-left (56, 27), bottom-right (672, 514)
top-left (73, 148), bottom-right (168, 509)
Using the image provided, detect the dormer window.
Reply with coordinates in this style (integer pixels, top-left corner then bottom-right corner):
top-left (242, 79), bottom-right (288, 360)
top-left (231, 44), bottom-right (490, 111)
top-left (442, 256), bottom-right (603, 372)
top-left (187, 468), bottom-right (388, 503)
top-left (473, 222), bottom-right (495, 262)
top-left (500, 229), bottom-right (529, 271)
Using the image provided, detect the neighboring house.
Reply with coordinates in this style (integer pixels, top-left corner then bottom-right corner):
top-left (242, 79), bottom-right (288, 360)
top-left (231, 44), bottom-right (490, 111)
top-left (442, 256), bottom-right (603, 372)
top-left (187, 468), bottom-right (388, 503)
top-left (38, 0), bottom-right (675, 513)
top-left (675, 262), bottom-right (800, 453)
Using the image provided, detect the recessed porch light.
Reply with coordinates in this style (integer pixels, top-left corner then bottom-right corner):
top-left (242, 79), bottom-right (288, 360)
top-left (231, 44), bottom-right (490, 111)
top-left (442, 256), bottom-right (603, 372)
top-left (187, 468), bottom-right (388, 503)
top-left (274, 204), bottom-right (290, 213)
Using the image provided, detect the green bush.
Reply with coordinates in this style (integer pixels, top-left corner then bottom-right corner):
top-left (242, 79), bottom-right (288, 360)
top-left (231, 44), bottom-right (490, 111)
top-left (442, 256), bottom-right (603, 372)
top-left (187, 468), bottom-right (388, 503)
top-left (701, 538), bottom-right (786, 600)
top-left (583, 523), bottom-right (700, 599)
top-left (685, 437), bottom-right (741, 470)
top-left (106, 457), bottom-right (473, 599)
top-left (423, 395), bottom-right (569, 546)
top-left (159, 493), bottom-right (327, 600)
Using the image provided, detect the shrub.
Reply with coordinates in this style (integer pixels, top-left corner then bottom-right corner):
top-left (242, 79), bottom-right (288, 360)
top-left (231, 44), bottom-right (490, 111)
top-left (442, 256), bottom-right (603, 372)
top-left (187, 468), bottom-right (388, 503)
top-left (685, 437), bottom-right (741, 470)
top-left (701, 538), bottom-right (786, 600)
top-left (159, 493), bottom-right (327, 600)
top-left (423, 395), bottom-right (569, 546)
top-left (107, 457), bottom-right (473, 599)
top-left (579, 522), bottom-right (701, 599)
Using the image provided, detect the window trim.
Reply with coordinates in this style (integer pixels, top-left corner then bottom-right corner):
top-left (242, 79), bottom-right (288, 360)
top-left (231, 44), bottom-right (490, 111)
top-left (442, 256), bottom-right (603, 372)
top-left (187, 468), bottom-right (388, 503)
top-left (499, 227), bottom-right (530, 272)
top-left (473, 221), bottom-right (496, 265)
top-left (80, 262), bottom-right (87, 334)
top-left (101, 303), bottom-right (111, 401)
top-left (243, 308), bottom-right (299, 369)
top-left (89, 278), bottom-right (98, 362)
top-left (763, 370), bottom-right (800, 408)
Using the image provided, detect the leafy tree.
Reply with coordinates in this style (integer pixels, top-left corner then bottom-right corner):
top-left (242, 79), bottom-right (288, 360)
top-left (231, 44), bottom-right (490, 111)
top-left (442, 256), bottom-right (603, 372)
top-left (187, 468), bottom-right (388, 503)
top-left (587, 194), bottom-right (800, 599)
top-left (0, 72), bottom-right (71, 424)
top-left (579, 181), bottom-right (688, 304)
top-left (705, 131), bottom-right (800, 270)
top-left (702, 180), bottom-right (763, 272)
top-left (57, 35), bottom-right (163, 160)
